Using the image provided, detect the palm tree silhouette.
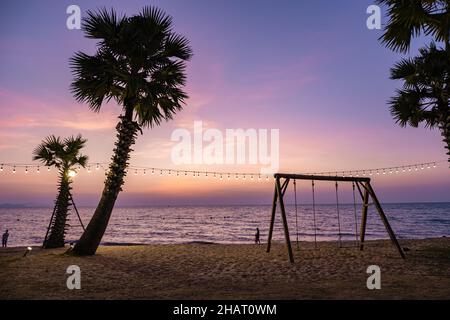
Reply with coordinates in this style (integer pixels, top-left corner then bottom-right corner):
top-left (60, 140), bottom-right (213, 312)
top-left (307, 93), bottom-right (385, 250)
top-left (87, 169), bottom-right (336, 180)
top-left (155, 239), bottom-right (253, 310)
top-left (378, 0), bottom-right (449, 53)
top-left (378, 0), bottom-right (449, 163)
top-left (70, 7), bottom-right (192, 255)
top-left (389, 43), bottom-right (450, 161)
top-left (33, 135), bottom-right (88, 248)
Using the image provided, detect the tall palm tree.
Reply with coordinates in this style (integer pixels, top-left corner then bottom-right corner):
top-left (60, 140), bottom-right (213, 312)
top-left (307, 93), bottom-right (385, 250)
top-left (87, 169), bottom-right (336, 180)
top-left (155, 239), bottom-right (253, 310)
top-left (33, 135), bottom-right (88, 248)
top-left (70, 7), bottom-right (192, 255)
top-left (389, 43), bottom-right (450, 161)
top-left (378, 0), bottom-right (450, 163)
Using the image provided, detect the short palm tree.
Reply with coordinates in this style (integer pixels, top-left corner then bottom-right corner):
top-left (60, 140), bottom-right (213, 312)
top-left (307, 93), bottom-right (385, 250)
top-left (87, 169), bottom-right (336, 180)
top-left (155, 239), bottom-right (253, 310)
top-left (378, 0), bottom-right (450, 163)
top-left (33, 135), bottom-right (88, 248)
top-left (70, 7), bottom-right (192, 255)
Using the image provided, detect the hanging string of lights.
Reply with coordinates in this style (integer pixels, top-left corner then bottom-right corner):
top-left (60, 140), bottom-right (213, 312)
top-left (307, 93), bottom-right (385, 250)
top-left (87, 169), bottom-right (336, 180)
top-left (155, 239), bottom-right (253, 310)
top-left (0, 160), bottom-right (444, 180)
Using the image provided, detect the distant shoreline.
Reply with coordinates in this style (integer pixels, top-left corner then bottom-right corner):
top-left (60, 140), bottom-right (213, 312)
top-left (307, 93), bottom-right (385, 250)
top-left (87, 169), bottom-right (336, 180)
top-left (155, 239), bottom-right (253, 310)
top-left (1, 201), bottom-right (450, 209)
top-left (3, 236), bottom-right (448, 249)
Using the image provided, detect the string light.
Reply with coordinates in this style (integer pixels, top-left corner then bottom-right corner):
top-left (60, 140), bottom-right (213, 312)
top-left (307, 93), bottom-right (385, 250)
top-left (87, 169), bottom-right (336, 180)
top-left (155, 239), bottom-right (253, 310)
top-left (0, 160), bottom-right (442, 182)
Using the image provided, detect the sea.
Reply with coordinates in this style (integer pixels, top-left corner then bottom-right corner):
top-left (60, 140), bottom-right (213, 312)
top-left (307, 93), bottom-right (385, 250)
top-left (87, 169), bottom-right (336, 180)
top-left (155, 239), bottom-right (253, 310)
top-left (0, 203), bottom-right (449, 247)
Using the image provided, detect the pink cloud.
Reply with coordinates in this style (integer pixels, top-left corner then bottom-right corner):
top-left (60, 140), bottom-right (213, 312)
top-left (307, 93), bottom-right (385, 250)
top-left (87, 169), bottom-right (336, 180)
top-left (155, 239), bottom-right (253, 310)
top-left (0, 88), bottom-right (118, 131)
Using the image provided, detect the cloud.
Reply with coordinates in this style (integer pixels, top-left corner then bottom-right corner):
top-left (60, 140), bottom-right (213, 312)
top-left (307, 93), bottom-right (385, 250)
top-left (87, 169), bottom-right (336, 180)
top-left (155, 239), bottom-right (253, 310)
top-left (0, 88), bottom-right (118, 131)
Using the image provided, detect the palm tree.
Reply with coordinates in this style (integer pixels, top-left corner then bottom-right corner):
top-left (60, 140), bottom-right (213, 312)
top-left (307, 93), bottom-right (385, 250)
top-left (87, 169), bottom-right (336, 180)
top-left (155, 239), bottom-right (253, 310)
top-left (389, 43), bottom-right (450, 161)
top-left (378, 0), bottom-right (450, 163)
top-left (33, 135), bottom-right (88, 248)
top-left (70, 7), bottom-right (192, 255)
top-left (377, 0), bottom-right (449, 53)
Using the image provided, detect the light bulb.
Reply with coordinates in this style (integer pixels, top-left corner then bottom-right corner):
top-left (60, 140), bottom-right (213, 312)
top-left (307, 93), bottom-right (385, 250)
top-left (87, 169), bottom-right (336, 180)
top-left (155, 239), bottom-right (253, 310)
top-left (68, 170), bottom-right (77, 178)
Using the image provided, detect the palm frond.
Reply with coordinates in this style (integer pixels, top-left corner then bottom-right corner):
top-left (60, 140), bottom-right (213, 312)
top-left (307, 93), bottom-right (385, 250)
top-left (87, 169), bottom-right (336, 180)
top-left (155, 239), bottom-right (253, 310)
top-left (377, 0), bottom-right (449, 53)
top-left (70, 6), bottom-right (192, 127)
top-left (32, 135), bottom-right (88, 169)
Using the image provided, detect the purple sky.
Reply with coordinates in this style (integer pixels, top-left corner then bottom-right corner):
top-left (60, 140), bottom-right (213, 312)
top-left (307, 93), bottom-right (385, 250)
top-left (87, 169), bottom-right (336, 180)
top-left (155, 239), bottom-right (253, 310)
top-left (0, 0), bottom-right (449, 206)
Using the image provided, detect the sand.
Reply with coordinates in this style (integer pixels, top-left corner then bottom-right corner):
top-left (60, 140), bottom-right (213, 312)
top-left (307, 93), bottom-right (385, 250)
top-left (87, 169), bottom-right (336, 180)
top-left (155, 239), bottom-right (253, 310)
top-left (0, 238), bottom-right (449, 299)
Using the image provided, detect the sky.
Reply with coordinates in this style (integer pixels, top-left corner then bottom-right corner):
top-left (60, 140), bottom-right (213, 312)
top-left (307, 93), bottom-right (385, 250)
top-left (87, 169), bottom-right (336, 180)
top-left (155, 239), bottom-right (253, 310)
top-left (0, 0), bottom-right (449, 206)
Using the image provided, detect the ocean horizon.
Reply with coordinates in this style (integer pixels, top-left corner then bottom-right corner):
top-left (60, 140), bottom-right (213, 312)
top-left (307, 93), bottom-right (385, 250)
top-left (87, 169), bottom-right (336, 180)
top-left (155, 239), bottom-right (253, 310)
top-left (1, 202), bottom-right (449, 247)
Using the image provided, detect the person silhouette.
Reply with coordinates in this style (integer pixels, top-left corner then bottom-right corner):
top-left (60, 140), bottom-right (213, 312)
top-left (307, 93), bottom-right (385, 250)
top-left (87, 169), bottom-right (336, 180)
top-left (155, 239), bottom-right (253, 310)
top-left (2, 229), bottom-right (9, 248)
top-left (255, 227), bottom-right (261, 244)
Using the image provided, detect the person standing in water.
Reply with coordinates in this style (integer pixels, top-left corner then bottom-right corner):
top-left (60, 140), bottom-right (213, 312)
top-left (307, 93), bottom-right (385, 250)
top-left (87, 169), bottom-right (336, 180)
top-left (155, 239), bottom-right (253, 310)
top-left (2, 229), bottom-right (9, 248)
top-left (255, 227), bottom-right (261, 244)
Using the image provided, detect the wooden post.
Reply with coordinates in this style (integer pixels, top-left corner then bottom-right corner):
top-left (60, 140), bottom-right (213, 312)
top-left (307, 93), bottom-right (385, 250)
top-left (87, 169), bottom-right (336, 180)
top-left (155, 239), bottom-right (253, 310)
top-left (359, 182), bottom-right (369, 251)
top-left (276, 178), bottom-right (294, 263)
top-left (367, 182), bottom-right (405, 259)
top-left (42, 201), bottom-right (58, 248)
top-left (69, 192), bottom-right (85, 231)
top-left (266, 184), bottom-right (278, 253)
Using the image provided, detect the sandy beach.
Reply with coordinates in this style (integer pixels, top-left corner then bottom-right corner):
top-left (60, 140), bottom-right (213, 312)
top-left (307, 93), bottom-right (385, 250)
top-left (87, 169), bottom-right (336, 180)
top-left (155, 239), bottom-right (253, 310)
top-left (1, 238), bottom-right (449, 300)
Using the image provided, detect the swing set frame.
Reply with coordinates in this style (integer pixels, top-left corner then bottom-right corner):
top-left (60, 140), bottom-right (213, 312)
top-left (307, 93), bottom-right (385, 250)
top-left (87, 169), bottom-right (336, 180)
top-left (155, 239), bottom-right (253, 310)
top-left (266, 173), bottom-right (405, 263)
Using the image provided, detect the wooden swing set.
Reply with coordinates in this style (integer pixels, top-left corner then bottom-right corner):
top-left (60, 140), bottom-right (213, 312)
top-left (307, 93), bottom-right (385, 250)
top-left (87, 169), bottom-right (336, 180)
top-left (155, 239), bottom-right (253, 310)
top-left (266, 173), bottom-right (405, 263)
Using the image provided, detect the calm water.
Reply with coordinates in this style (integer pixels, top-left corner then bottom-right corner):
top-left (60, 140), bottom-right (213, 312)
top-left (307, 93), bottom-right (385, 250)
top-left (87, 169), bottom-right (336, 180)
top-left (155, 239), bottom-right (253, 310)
top-left (0, 203), bottom-right (449, 247)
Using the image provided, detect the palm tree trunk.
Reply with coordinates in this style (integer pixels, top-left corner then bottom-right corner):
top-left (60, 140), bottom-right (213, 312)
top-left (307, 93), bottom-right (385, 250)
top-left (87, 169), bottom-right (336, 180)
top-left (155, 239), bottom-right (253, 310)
top-left (439, 113), bottom-right (450, 165)
top-left (72, 115), bottom-right (140, 255)
top-left (44, 170), bottom-right (71, 248)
